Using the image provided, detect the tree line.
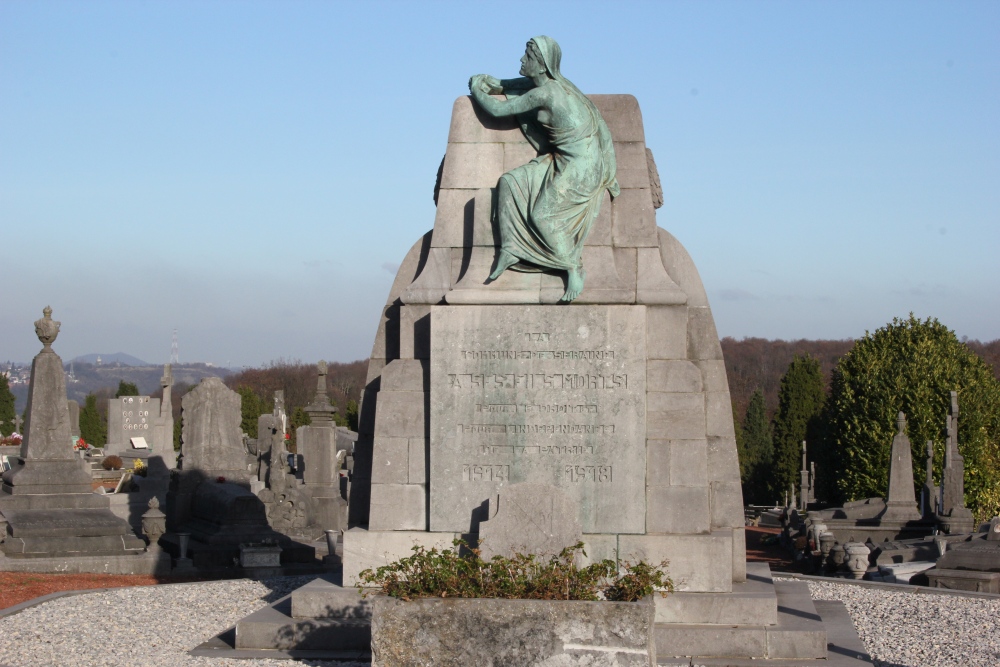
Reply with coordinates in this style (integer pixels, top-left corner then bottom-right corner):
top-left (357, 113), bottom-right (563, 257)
top-left (731, 317), bottom-right (1000, 523)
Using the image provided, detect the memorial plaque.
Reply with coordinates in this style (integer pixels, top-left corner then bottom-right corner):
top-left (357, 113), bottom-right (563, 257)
top-left (430, 305), bottom-right (646, 533)
top-left (106, 396), bottom-right (160, 451)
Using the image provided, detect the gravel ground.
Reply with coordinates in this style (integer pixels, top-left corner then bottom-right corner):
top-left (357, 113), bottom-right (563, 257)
top-left (0, 576), bottom-right (367, 667)
top-left (1, 576), bottom-right (998, 666)
top-left (780, 577), bottom-right (1000, 667)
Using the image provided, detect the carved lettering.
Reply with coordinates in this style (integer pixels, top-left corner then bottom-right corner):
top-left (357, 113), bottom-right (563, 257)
top-left (462, 464), bottom-right (510, 482)
top-left (564, 465), bottom-right (613, 483)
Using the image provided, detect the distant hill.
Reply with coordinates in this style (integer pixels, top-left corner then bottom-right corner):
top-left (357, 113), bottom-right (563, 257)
top-left (70, 353), bottom-right (149, 367)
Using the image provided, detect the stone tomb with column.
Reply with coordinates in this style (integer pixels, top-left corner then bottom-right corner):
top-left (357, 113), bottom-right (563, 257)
top-left (223, 96), bottom-right (869, 663)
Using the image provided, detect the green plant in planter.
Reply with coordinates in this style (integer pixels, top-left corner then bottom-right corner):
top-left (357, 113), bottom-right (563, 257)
top-left (357, 540), bottom-right (672, 602)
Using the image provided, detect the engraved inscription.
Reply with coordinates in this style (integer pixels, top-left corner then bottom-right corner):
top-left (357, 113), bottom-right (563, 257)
top-left (462, 464), bottom-right (510, 482)
top-left (449, 373), bottom-right (627, 389)
top-left (565, 465), bottom-right (613, 483)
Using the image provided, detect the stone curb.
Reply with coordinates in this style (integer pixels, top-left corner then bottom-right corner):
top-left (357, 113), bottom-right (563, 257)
top-left (775, 573), bottom-right (1000, 599)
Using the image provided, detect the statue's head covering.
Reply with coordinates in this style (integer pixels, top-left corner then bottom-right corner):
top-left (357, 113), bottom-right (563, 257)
top-left (529, 36), bottom-right (563, 81)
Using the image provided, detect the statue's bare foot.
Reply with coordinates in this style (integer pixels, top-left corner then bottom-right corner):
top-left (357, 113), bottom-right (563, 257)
top-left (561, 268), bottom-right (585, 302)
top-left (489, 250), bottom-right (519, 281)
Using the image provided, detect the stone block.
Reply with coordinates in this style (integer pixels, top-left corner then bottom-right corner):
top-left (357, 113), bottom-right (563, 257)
top-left (373, 391), bottom-right (426, 438)
top-left (591, 95), bottom-right (645, 142)
top-left (612, 188), bottom-right (658, 247)
top-left (290, 577), bottom-right (372, 620)
top-left (618, 532), bottom-right (733, 592)
top-left (636, 248), bottom-right (686, 305)
top-left (478, 483), bottom-right (582, 559)
top-left (502, 141), bottom-right (538, 171)
top-left (647, 392), bottom-right (706, 440)
top-left (367, 483), bottom-right (426, 532)
top-left (711, 480), bottom-right (745, 529)
top-left (446, 247), bottom-right (542, 304)
top-left (613, 247), bottom-right (637, 289)
top-left (580, 533), bottom-right (618, 566)
top-left (380, 359), bottom-right (429, 392)
top-left (645, 440), bottom-right (670, 488)
top-left (655, 624), bottom-right (767, 660)
top-left (657, 228), bottom-right (709, 308)
top-left (429, 305), bottom-right (647, 535)
top-left (705, 391), bottom-right (736, 438)
top-left (430, 188), bottom-right (475, 248)
top-left (646, 485), bottom-right (711, 534)
top-left (440, 142), bottom-right (504, 189)
top-left (669, 439), bottom-right (708, 487)
top-left (612, 142), bottom-right (651, 189)
top-left (370, 437), bottom-right (408, 484)
top-left (687, 306), bottom-right (723, 360)
top-left (342, 528), bottom-right (459, 586)
top-left (408, 438), bottom-right (427, 484)
top-left (646, 306), bottom-right (687, 360)
top-left (371, 596), bottom-right (655, 667)
top-left (399, 305), bottom-right (431, 359)
top-left (401, 247), bottom-right (450, 305)
top-left (586, 190), bottom-right (613, 245)
top-left (547, 245), bottom-right (634, 304)
top-left (695, 360), bottom-right (729, 393)
top-left (733, 526), bottom-right (747, 583)
top-left (446, 95), bottom-right (519, 143)
top-left (707, 436), bottom-right (741, 483)
top-left (656, 563), bottom-right (776, 624)
top-left (647, 360), bottom-right (703, 393)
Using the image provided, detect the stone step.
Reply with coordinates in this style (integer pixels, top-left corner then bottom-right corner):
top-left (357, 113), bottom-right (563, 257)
top-left (655, 581), bottom-right (826, 660)
top-left (657, 600), bottom-right (871, 666)
top-left (289, 574), bottom-right (371, 620)
top-left (234, 590), bottom-right (370, 651)
top-left (657, 561), bottom-right (778, 625)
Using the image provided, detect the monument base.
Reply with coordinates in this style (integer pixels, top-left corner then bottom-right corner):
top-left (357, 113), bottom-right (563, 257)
top-left (0, 507), bottom-right (146, 558)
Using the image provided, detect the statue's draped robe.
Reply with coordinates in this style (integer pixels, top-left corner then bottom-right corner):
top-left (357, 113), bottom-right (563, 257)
top-left (498, 46), bottom-right (619, 274)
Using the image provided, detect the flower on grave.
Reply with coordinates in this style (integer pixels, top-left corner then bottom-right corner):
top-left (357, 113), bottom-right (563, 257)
top-left (284, 433), bottom-right (290, 440)
top-left (10, 433), bottom-right (22, 446)
top-left (216, 476), bottom-right (226, 483)
top-left (75, 437), bottom-right (88, 450)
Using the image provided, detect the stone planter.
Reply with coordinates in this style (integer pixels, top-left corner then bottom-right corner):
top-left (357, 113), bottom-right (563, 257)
top-left (370, 595), bottom-right (656, 667)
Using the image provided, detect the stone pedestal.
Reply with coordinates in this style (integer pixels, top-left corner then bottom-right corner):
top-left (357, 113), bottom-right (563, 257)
top-left (0, 308), bottom-right (146, 560)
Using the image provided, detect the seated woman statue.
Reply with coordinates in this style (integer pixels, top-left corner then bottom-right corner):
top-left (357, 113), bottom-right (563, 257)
top-left (469, 35), bottom-right (620, 302)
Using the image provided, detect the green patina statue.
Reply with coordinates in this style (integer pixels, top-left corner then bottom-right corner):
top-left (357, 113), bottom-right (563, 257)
top-left (469, 36), bottom-right (619, 302)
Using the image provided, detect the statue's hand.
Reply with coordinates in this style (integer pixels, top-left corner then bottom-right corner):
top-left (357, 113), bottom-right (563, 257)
top-left (469, 74), bottom-right (500, 95)
top-left (481, 74), bottom-right (502, 94)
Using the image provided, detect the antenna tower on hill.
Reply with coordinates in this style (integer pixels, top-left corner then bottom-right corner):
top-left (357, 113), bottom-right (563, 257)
top-left (170, 329), bottom-right (179, 364)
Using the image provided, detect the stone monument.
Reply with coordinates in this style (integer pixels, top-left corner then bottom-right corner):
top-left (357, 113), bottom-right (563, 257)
top-left (937, 391), bottom-right (974, 534)
top-left (299, 362), bottom-right (349, 533)
top-left (881, 413), bottom-right (922, 522)
top-left (0, 307), bottom-right (146, 559)
top-left (227, 39), bottom-right (867, 663)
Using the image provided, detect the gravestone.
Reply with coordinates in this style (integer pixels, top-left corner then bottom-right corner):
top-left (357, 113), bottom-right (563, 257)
top-left (881, 413), bottom-right (921, 521)
top-left (0, 307), bottom-right (145, 558)
top-left (299, 363), bottom-right (349, 533)
top-left (66, 400), bottom-right (80, 440)
top-left (166, 377), bottom-right (302, 566)
top-left (937, 391), bottom-right (974, 534)
top-left (106, 395), bottom-right (161, 452)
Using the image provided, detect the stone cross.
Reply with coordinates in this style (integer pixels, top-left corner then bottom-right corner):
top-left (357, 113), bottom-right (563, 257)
top-left (13, 414), bottom-right (23, 433)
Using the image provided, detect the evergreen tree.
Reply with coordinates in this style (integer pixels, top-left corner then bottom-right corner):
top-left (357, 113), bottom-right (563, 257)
top-left (821, 315), bottom-right (1000, 520)
top-left (79, 393), bottom-right (107, 446)
top-left (0, 374), bottom-right (15, 436)
top-left (772, 354), bottom-right (825, 501)
top-left (740, 389), bottom-right (774, 505)
top-left (115, 380), bottom-right (140, 398)
top-left (236, 385), bottom-right (270, 439)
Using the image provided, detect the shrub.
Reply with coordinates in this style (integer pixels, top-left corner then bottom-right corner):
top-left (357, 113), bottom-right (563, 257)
top-left (357, 541), bottom-right (672, 602)
top-left (101, 455), bottom-right (123, 471)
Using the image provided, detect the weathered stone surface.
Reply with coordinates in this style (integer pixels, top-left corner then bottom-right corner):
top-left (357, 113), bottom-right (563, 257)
top-left (368, 483), bottom-right (425, 531)
top-left (429, 305), bottom-right (646, 534)
top-left (179, 377), bottom-right (246, 476)
top-left (647, 393), bottom-right (705, 440)
top-left (618, 533), bottom-right (733, 592)
top-left (343, 528), bottom-right (459, 586)
top-left (66, 399), bottom-right (80, 439)
top-left (645, 306), bottom-right (688, 360)
top-left (446, 95), bottom-right (519, 143)
top-left (371, 596), bottom-right (655, 667)
top-left (439, 142), bottom-right (504, 189)
top-left (612, 188), bottom-right (658, 247)
top-left (299, 425), bottom-right (339, 487)
top-left (478, 483), bottom-right (582, 559)
top-left (647, 361), bottom-right (702, 393)
top-left (591, 94), bottom-right (646, 142)
top-left (370, 437), bottom-right (409, 484)
top-left (379, 359), bottom-right (428, 392)
top-left (667, 440), bottom-right (708, 487)
top-left (646, 486), bottom-right (710, 534)
top-left (373, 391), bottom-right (426, 439)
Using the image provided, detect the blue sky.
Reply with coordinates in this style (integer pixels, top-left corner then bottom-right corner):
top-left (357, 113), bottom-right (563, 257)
top-left (2, 1), bottom-right (997, 367)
